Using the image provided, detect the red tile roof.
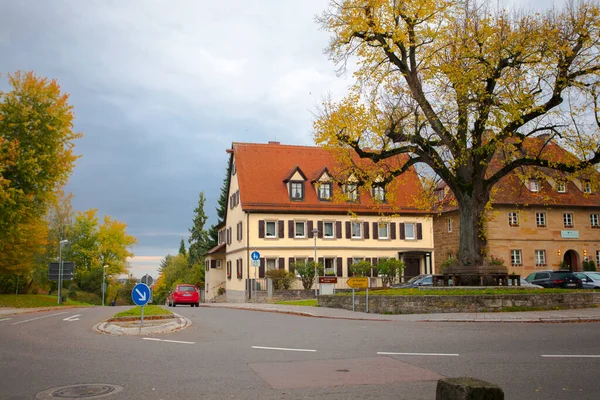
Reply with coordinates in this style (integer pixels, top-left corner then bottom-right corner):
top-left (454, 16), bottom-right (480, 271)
top-left (232, 142), bottom-right (426, 214)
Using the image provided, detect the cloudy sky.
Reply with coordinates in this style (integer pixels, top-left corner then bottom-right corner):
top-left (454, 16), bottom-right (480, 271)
top-left (0, 0), bottom-right (562, 278)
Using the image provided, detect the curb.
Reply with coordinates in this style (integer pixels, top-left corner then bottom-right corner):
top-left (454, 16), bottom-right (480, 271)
top-left (93, 313), bottom-right (191, 335)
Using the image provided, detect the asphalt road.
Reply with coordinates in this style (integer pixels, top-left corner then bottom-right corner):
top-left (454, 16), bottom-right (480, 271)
top-left (1, 305), bottom-right (599, 399)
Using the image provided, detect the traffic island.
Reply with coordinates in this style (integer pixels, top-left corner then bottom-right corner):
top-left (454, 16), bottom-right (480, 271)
top-left (94, 306), bottom-right (191, 335)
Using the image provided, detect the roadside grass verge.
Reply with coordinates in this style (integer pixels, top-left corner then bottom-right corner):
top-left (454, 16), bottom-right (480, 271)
top-left (0, 294), bottom-right (91, 308)
top-left (114, 305), bottom-right (173, 318)
top-left (274, 299), bottom-right (317, 307)
top-left (335, 288), bottom-right (588, 296)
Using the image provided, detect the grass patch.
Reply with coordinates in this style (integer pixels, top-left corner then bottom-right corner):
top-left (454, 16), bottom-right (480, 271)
top-left (113, 305), bottom-right (173, 318)
top-left (0, 294), bottom-right (91, 308)
top-left (274, 299), bottom-right (318, 307)
top-left (335, 288), bottom-right (588, 296)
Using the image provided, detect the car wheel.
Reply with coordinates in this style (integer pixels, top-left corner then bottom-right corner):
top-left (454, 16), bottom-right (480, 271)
top-left (196, 303), bottom-right (200, 307)
top-left (172, 302), bottom-right (176, 307)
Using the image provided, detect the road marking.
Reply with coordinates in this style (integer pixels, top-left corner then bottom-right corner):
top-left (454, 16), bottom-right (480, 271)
top-left (142, 338), bottom-right (195, 345)
top-left (0, 318), bottom-right (13, 322)
top-left (377, 352), bottom-right (459, 357)
top-left (63, 314), bottom-right (81, 322)
top-left (542, 355), bottom-right (600, 358)
top-left (252, 346), bottom-right (316, 352)
top-left (11, 312), bottom-right (68, 325)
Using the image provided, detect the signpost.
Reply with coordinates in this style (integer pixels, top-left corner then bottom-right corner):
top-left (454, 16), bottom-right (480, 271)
top-left (141, 274), bottom-right (154, 286)
top-left (48, 262), bottom-right (75, 281)
top-left (250, 251), bottom-right (260, 303)
top-left (132, 283), bottom-right (151, 332)
top-left (347, 277), bottom-right (369, 312)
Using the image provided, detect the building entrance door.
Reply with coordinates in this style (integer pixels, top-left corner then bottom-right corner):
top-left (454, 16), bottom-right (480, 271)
top-left (563, 250), bottom-right (579, 272)
top-left (403, 258), bottom-right (421, 279)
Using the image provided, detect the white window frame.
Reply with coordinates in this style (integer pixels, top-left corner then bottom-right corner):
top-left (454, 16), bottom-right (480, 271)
top-left (557, 181), bottom-right (566, 193)
top-left (290, 182), bottom-right (304, 200)
top-left (529, 180), bottom-right (539, 192)
top-left (447, 218), bottom-right (452, 233)
top-left (535, 250), bottom-right (546, 266)
top-left (324, 257), bottom-right (336, 276)
top-left (266, 258), bottom-right (277, 271)
top-left (437, 190), bottom-right (445, 201)
top-left (536, 212), bottom-right (546, 227)
top-left (511, 249), bottom-right (522, 266)
top-left (405, 223), bottom-right (415, 240)
top-left (378, 222), bottom-right (389, 239)
top-left (351, 222), bottom-right (362, 239)
top-left (294, 221), bottom-right (306, 238)
top-left (216, 260), bottom-right (222, 269)
top-left (373, 186), bottom-right (385, 202)
top-left (323, 221), bottom-right (334, 239)
top-left (563, 213), bottom-right (574, 228)
top-left (346, 183), bottom-right (358, 201)
top-left (508, 212), bottom-right (519, 227)
top-left (265, 221), bottom-right (277, 238)
top-left (318, 182), bottom-right (332, 200)
top-left (584, 180), bottom-right (592, 194)
top-left (591, 214), bottom-right (599, 228)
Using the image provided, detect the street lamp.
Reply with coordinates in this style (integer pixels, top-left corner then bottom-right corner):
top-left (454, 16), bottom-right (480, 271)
top-left (58, 239), bottom-right (69, 304)
top-left (312, 228), bottom-right (319, 297)
top-left (102, 265), bottom-right (109, 306)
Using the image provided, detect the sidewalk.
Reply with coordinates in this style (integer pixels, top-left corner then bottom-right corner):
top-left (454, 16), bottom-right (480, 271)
top-left (199, 302), bottom-right (600, 323)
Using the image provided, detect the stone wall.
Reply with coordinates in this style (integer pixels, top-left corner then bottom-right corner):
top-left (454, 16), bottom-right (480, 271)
top-left (319, 292), bottom-right (598, 314)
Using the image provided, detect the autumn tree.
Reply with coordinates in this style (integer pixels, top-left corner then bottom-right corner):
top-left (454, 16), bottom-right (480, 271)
top-left (0, 71), bottom-right (80, 278)
top-left (315, 0), bottom-right (600, 270)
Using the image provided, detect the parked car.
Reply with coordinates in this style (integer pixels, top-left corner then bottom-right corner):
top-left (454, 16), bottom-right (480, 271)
top-left (574, 272), bottom-right (600, 289)
top-left (507, 277), bottom-right (543, 288)
top-left (524, 270), bottom-right (583, 289)
top-left (167, 284), bottom-right (200, 307)
top-left (391, 274), bottom-right (433, 288)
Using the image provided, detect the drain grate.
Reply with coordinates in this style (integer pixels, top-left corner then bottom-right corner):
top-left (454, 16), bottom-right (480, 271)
top-left (36, 384), bottom-right (123, 399)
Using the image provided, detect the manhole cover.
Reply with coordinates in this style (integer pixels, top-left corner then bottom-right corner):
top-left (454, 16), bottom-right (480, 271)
top-left (36, 384), bottom-right (123, 399)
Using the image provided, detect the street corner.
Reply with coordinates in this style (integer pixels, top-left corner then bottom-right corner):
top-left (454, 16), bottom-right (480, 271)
top-left (93, 313), bottom-right (191, 336)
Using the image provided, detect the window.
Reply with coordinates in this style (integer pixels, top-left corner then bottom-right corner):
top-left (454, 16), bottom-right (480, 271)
top-left (351, 222), bottom-right (362, 239)
top-left (290, 182), bottom-right (304, 201)
top-left (232, 162), bottom-right (236, 175)
top-left (529, 180), bottom-right (540, 192)
top-left (557, 181), bottom-right (566, 193)
top-left (447, 218), bottom-right (452, 233)
top-left (597, 250), bottom-right (600, 266)
top-left (511, 249), bottom-right (522, 266)
top-left (318, 183), bottom-right (332, 200)
top-left (536, 212), bottom-right (546, 227)
top-left (378, 222), bottom-right (389, 239)
top-left (323, 221), bottom-right (334, 238)
top-left (563, 213), bottom-right (574, 228)
top-left (535, 250), bottom-right (546, 267)
top-left (404, 223), bottom-right (415, 240)
top-left (591, 214), bottom-right (599, 228)
top-left (373, 185), bottom-right (385, 202)
top-left (216, 260), bottom-right (222, 269)
top-left (584, 180), bottom-right (592, 194)
top-left (508, 212), bottom-right (519, 227)
top-left (346, 183), bottom-right (358, 201)
top-left (266, 221), bottom-right (277, 238)
top-left (437, 190), bottom-right (445, 201)
top-left (266, 258), bottom-right (277, 270)
top-left (295, 221), bottom-right (306, 238)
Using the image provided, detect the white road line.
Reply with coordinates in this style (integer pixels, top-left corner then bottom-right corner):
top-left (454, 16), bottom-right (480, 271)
top-left (142, 338), bottom-right (195, 345)
top-left (252, 346), bottom-right (317, 352)
top-left (542, 355), bottom-right (600, 358)
top-left (378, 352), bottom-right (459, 357)
top-left (11, 312), bottom-right (69, 325)
top-left (0, 318), bottom-right (13, 322)
top-left (62, 314), bottom-right (81, 322)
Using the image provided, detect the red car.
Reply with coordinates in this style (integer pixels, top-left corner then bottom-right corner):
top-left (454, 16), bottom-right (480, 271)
top-left (167, 284), bottom-right (200, 307)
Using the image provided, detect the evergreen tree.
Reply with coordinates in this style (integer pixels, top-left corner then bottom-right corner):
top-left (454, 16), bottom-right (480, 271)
top-left (178, 238), bottom-right (187, 256)
top-left (208, 159), bottom-right (231, 249)
top-left (188, 192), bottom-right (210, 266)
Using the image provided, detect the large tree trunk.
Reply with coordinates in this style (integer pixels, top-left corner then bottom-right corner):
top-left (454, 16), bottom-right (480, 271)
top-left (457, 191), bottom-right (487, 269)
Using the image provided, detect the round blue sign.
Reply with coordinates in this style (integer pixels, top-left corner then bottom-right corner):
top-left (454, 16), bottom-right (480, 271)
top-left (132, 283), bottom-right (151, 306)
top-left (251, 251), bottom-right (260, 261)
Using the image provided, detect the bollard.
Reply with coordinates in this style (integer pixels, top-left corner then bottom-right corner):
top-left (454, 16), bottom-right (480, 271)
top-left (436, 377), bottom-right (504, 400)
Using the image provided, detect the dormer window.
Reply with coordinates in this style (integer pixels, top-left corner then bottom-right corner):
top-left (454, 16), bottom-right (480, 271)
top-left (372, 185), bottom-right (386, 202)
top-left (584, 180), bottom-right (592, 194)
top-left (557, 181), bottom-right (566, 193)
top-left (437, 190), bottom-right (444, 201)
top-left (529, 180), bottom-right (539, 192)
top-left (318, 182), bottom-right (332, 200)
top-left (290, 181), bottom-right (304, 201)
top-left (346, 183), bottom-right (358, 202)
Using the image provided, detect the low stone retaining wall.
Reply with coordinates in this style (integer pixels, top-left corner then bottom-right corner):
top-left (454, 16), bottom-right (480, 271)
top-left (319, 292), bottom-right (599, 314)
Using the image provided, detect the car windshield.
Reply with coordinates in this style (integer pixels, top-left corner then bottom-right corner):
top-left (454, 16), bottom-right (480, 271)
top-left (586, 272), bottom-right (600, 280)
top-left (551, 272), bottom-right (573, 279)
top-left (407, 275), bottom-right (424, 284)
top-left (178, 286), bottom-right (195, 292)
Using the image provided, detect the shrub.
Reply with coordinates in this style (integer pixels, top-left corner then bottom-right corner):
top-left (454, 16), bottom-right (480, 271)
top-left (350, 260), bottom-right (372, 277)
top-left (31, 288), bottom-right (39, 295)
top-left (292, 260), bottom-right (323, 289)
top-left (266, 269), bottom-right (296, 290)
top-left (584, 260), bottom-right (597, 271)
top-left (377, 259), bottom-right (406, 287)
top-left (69, 291), bottom-right (101, 305)
top-left (439, 257), bottom-right (457, 274)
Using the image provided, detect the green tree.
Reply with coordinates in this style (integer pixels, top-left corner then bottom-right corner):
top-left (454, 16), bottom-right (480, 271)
top-left (349, 260), bottom-right (372, 277)
top-left (315, 0), bottom-right (600, 271)
top-left (292, 260), bottom-right (323, 290)
top-left (377, 259), bottom-right (406, 287)
top-left (178, 238), bottom-right (187, 256)
top-left (208, 160), bottom-right (231, 249)
top-left (188, 192), bottom-right (211, 266)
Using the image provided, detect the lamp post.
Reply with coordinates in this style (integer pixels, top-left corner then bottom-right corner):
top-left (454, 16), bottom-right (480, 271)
top-left (312, 228), bottom-right (319, 297)
top-left (58, 239), bottom-right (69, 304)
top-left (102, 265), bottom-right (108, 306)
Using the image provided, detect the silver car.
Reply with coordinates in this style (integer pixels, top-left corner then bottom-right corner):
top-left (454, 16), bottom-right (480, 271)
top-left (574, 272), bottom-right (600, 289)
top-left (508, 277), bottom-right (543, 288)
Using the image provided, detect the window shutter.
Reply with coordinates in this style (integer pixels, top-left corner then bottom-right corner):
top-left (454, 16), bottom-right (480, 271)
top-left (211, 260), bottom-right (217, 269)
top-left (239, 222), bottom-right (243, 241)
top-left (288, 220), bottom-right (294, 238)
top-left (336, 258), bottom-right (343, 277)
top-left (366, 258), bottom-right (372, 276)
top-left (259, 258), bottom-right (265, 278)
top-left (390, 223), bottom-right (396, 239)
top-left (318, 257), bottom-right (324, 266)
top-left (236, 190), bottom-right (240, 206)
top-left (308, 257), bottom-right (314, 263)
top-left (258, 220), bottom-right (265, 238)
top-left (289, 257), bottom-right (295, 274)
top-left (347, 258), bottom-right (353, 276)
top-left (279, 258), bottom-right (285, 270)
top-left (372, 222), bottom-right (378, 239)
top-left (345, 221), bottom-right (351, 239)
top-left (400, 223), bottom-right (405, 239)
top-left (417, 223), bottom-right (423, 240)
top-left (372, 258), bottom-right (379, 277)
top-left (308, 221), bottom-right (314, 238)
top-left (336, 221), bottom-right (342, 238)
top-left (364, 222), bottom-right (370, 239)
top-left (278, 220), bottom-right (284, 238)
top-left (317, 221), bottom-right (323, 238)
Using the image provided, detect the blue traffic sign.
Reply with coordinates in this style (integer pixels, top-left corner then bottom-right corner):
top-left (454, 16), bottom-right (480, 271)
top-left (132, 283), bottom-right (151, 306)
top-left (251, 251), bottom-right (260, 261)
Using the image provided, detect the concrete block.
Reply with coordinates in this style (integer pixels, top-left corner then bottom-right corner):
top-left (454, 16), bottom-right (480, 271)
top-left (436, 377), bottom-right (504, 400)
